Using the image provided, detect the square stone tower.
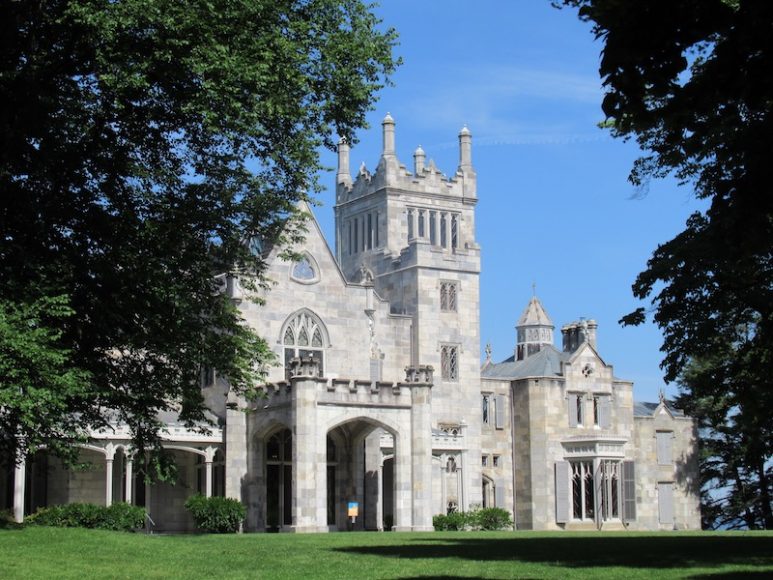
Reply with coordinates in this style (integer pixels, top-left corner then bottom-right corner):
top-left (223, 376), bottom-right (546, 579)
top-left (334, 114), bottom-right (482, 508)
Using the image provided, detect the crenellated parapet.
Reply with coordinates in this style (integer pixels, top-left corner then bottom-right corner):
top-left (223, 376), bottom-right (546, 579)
top-left (255, 363), bottom-right (434, 412)
top-left (336, 114), bottom-right (477, 205)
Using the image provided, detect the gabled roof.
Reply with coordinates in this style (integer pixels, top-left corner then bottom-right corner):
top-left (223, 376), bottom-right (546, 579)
top-left (481, 344), bottom-right (568, 380)
top-left (517, 296), bottom-right (553, 328)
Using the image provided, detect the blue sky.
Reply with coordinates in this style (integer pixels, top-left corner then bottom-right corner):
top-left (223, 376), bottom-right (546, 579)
top-left (313, 1), bottom-right (705, 403)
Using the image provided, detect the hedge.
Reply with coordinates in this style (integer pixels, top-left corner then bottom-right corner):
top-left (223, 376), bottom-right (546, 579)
top-left (184, 495), bottom-right (245, 533)
top-left (25, 502), bottom-right (146, 531)
top-left (433, 507), bottom-right (513, 531)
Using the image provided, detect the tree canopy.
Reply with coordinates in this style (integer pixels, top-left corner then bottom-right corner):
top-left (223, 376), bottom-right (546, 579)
top-left (0, 0), bottom-right (397, 470)
top-left (561, 0), bottom-right (772, 528)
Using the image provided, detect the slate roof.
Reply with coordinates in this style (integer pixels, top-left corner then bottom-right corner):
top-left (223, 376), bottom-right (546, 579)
top-left (633, 401), bottom-right (686, 418)
top-left (481, 344), bottom-right (568, 379)
top-left (517, 296), bottom-right (553, 327)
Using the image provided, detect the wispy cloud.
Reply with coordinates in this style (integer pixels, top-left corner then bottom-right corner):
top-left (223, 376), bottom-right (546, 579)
top-left (396, 64), bottom-right (606, 145)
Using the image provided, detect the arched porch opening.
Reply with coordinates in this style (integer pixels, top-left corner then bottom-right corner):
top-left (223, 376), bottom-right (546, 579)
top-left (326, 417), bottom-right (397, 531)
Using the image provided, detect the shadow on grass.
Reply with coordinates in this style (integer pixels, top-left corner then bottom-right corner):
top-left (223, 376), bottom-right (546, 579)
top-left (333, 535), bottom-right (773, 575)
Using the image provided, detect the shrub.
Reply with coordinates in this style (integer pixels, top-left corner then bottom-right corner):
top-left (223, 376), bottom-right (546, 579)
top-left (471, 507), bottom-right (513, 531)
top-left (433, 508), bottom-right (513, 531)
top-left (184, 495), bottom-right (245, 533)
top-left (25, 503), bottom-right (145, 532)
top-left (101, 502), bottom-right (147, 531)
top-left (433, 510), bottom-right (470, 531)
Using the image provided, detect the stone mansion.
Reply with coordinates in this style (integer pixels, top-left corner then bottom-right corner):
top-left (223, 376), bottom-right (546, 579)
top-left (2, 115), bottom-right (701, 532)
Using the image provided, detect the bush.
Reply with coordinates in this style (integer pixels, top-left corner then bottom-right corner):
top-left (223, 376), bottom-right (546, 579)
top-left (471, 507), bottom-right (513, 531)
top-left (25, 502), bottom-right (146, 532)
top-left (101, 502), bottom-right (147, 531)
top-left (433, 508), bottom-right (513, 531)
top-left (184, 495), bottom-right (245, 533)
top-left (433, 510), bottom-right (470, 531)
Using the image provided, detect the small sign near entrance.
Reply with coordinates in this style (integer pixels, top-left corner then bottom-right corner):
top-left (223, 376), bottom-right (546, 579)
top-left (347, 501), bottom-right (359, 517)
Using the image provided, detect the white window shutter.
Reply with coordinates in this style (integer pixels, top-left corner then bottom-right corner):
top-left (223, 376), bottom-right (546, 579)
top-left (658, 482), bottom-right (674, 525)
top-left (568, 394), bottom-right (578, 427)
top-left (494, 479), bottom-right (505, 508)
top-left (656, 432), bottom-right (673, 465)
top-left (623, 461), bottom-right (636, 521)
top-left (555, 461), bottom-right (570, 523)
top-left (599, 395), bottom-right (611, 428)
top-left (495, 394), bottom-right (506, 429)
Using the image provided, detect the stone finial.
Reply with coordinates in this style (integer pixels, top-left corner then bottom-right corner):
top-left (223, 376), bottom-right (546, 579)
top-left (382, 112), bottom-right (395, 156)
top-left (484, 342), bottom-right (492, 362)
top-left (458, 124), bottom-right (472, 171)
top-left (336, 137), bottom-right (351, 187)
top-left (413, 144), bottom-right (426, 174)
top-left (659, 388), bottom-right (666, 405)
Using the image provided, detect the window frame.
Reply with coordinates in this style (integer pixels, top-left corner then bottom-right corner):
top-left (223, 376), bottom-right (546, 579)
top-left (440, 344), bottom-right (459, 382)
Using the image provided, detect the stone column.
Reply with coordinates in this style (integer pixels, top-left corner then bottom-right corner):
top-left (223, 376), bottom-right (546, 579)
top-left (440, 458), bottom-right (447, 514)
top-left (377, 463), bottom-right (385, 531)
top-left (314, 433), bottom-right (328, 532)
top-left (125, 458), bottom-right (133, 504)
top-left (410, 382), bottom-right (434, 531)
top-left (290, 367), bottom-right (321, 532)
top-left (364, 430), bottom-right (382, 530)
top-left (391, 431), bottom-right (412, 531)
top-left (13, 460), bottom-right (25, 523)
top-left (105, 458), bottom-right (114, 507)
top-left (352, 436), bottom-right (366, 531)
top-left (224, 389), bottom-right (247, 502)
top-left (205, 460), bottom-right (213, 497)
top-left (460, 449), bottom-right (468, 511)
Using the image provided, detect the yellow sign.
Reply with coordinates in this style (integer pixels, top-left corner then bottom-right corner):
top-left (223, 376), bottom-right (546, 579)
top-left (347, 502), bottom-right (359, 517)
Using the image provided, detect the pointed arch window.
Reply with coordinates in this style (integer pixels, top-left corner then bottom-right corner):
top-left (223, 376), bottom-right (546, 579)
top-left (281, 310), bottom-right (328, 380)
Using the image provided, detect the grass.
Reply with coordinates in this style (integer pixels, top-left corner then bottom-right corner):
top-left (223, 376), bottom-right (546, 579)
top-left (1, 527), bottom-right (772, 579)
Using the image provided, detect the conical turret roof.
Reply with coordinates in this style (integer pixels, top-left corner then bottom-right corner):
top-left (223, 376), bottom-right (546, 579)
top-left (517, 296), bottom-right (553, 328)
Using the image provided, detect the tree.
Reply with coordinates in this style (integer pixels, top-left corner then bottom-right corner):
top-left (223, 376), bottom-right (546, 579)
top-left (0, 0), bottom-right (397, 472)
top-left (561, 0), bottom-right (773, 528)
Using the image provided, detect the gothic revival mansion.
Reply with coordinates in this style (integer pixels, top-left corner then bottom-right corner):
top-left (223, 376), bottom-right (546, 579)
top-left (2, 115), bottom-right (701, 532)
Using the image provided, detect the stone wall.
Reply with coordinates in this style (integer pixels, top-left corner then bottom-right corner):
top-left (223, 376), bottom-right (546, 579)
top-left (633, 407), bottom-right (701, 530)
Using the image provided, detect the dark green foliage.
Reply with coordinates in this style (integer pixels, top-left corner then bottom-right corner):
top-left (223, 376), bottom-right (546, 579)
top-left (561, 0), bottom-right (773, 529)
top-left (472, 507), bottom-right (514, 531)
top-left (433, 508), bottom-right (513, 531)
top-left (433, 511), bottom-right (469, 531)
top-left (184, 494), bottom-right (246, 533)
top-left (0, 296), bottom-right (92, 463)
top-left (0, 1), bottom-right (397, 472)
top-left (24, 503), bottom-right (146, 532)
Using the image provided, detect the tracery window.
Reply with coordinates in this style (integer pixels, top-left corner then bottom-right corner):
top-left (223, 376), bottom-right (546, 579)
top-left (570, 459), bottom-right (621, 521)
top-left (440, 344), bottom-right (459, 381)
top-left (440, 281), bottom-right (458, 312)
top-left (282, 310), bottom-right (326, 380)
top-left (291, 256), bottom-right (317, 282)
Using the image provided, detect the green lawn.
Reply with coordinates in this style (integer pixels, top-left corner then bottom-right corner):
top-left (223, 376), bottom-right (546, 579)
top-left (1, 527), bottom-right (772, 579)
